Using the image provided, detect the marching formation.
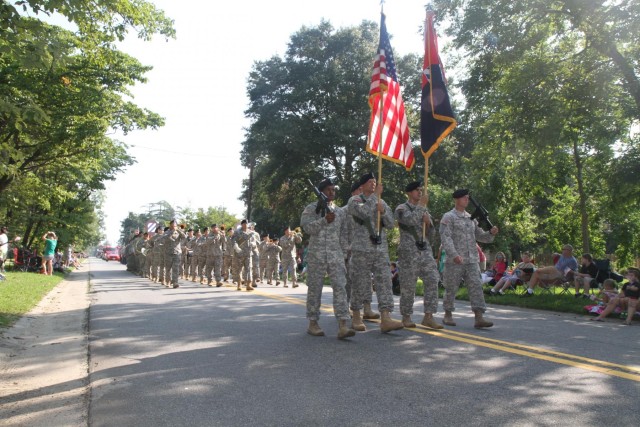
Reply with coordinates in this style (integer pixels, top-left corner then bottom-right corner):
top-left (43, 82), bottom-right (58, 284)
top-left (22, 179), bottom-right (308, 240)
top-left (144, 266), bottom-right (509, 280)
top-left (122, 219), bottom-right (303, 291)
top-left (119, 172), bottom-right (499, 342)
top-left (302, 173), bottom-right (499, 340)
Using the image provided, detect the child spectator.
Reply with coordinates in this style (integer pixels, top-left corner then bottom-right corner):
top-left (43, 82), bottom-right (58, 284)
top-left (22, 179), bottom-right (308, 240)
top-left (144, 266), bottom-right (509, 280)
top-left (591, 268), bottom-right (639, 325)
top-left (487, 252), bottom-right (535, 296)
top-left (589, 279), bottom-right (618, 305)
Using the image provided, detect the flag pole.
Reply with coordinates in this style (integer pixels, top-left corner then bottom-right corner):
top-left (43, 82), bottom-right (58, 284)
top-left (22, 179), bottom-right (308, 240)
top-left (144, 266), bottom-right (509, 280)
top-left (422, 6), bottom-right (433, 243)
top-left (375, 3), bottom-right (386, 238)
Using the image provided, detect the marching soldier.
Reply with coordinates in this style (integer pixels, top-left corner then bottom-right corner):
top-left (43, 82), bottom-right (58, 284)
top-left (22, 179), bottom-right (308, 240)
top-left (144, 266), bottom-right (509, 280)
top-left (343, 181), bottom-right (378, 319)
top-left (183, 228), bottom-right (196, 279)
top-left (301, 178), bottom-right (355, 339)
top-left (395, 181), bottom-right (443, 329)
top-left (279, 226), bottom-right (302, 288)
top-left (440, 189), bottom-right (499, 328)
top-left (258, 233), bottom-right (269, 282)
top-left (204, 224), bottom-right (225, 287)
top-left (189, 229), bottom-right (203, 281)
top-left (264, 237), bottom-right (281, 285)
top-left (150, 226), bottom-right (165, 282)
top-left (163, 219), bottom-right (187, 288)
top-left (232, 219), bottom-right (254, 291)
top-left (135, 232), bottom-right (149, 278)
top-left (195, 227), bottom-right (209, 284)
top-left (249, 222), bottom-right (261, 287)
top-left (222, 228), bottom-right (234, 282)
top-left (347, 172), bottom-right (403, 333)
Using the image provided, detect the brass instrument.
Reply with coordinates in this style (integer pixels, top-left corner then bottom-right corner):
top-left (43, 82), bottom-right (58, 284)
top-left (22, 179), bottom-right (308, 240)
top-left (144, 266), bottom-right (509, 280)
top-left (179, 223), bottom-right (186, 230)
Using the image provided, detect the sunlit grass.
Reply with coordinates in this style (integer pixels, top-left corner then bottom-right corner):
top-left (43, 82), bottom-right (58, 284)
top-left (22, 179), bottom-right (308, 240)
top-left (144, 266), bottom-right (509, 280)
top-left (0, 271), bottom-right (64, 328)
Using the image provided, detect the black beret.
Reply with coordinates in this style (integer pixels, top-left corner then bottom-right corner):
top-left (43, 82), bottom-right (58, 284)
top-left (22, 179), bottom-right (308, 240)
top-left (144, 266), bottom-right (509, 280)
top-left (350, 181), bottom-right (361, 193)
top-left (240, 219), bottom-right (247, 225)
top-left (405, 181), bottom-right (422, 192)
top-left (358, 172), bottom-right (375, 187)
top-left (452, 189), bottom-right (469, 198)
top-left (317, 178), bottom-right (333, 192)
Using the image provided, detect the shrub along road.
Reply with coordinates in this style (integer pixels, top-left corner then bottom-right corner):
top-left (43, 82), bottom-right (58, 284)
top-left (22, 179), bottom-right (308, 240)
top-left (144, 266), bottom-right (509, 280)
top-left (1, 258), bottom-right (638, 426)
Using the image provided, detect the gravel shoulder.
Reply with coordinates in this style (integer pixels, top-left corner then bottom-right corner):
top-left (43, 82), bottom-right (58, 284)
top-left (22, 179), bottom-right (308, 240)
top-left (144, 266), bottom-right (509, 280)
top-left (0, 267), bottom-right (91, 427)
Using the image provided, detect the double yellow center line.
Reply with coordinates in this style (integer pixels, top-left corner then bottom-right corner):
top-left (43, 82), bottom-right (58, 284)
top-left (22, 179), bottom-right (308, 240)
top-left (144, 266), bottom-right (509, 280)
top-left (240, 287), bottom-right (640, 382)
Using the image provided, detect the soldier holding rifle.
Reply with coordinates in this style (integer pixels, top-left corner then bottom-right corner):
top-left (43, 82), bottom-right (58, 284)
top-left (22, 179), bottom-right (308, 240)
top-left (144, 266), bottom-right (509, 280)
top-left (439, 189), bottom-right (498, 328)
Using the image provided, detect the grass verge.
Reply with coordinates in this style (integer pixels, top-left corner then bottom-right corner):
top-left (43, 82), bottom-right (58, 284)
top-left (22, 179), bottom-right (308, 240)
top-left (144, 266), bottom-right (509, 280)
top-left (0, 271), bottom-right (65, 328)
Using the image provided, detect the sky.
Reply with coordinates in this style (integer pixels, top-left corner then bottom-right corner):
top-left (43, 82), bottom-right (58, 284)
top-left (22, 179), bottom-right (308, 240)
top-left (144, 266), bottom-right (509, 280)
top-left (101, 0), bottom-right (440, 244)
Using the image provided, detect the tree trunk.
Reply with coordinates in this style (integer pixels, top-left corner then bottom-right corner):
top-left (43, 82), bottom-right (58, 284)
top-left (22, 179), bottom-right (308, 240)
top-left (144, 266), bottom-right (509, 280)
top-left (572, 138), bottom-right (590, 253)
top-left (247, 158), bottom-right (254, 221)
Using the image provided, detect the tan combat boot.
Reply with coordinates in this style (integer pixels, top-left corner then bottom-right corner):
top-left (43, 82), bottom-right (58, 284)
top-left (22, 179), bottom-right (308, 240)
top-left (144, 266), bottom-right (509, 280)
top-left (236, 283), bottom-right (242, 291)
top-left (402, 315), bottom-right (416, 328)
top-left (307, 320), bottom-right (325, 336)
top-left (443, 310), bottom-right (456, 326)
top-left (473, 310), bottom-right (493, 329)
top-left (191, 276), bottom-right (197, 282)
top-left (216, 281), bottom-right (223, 287)
top-left (337, 319), bottom-right (356, 340)
top-left (351, 310), bottom-right (366, 332)
top-left (292, 282), bottom-right (299, 288)
top-left (420, 313), bottom-right (444, 329)
top-left (380, 310), bottom-right (404, 333)
top-left (363, 302), bottom-right (380, 320)
top-left (245, 281), bottom-right (254, 291)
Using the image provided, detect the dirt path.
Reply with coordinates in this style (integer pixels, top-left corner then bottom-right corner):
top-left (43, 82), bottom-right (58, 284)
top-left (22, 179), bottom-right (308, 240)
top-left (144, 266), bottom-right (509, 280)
top-left (0, 267), bottom-right (91, 426)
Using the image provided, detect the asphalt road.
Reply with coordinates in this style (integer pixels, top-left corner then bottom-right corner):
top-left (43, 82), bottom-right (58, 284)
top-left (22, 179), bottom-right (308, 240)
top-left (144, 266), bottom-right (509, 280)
top-left (87, 258), bottom-right (639, 426)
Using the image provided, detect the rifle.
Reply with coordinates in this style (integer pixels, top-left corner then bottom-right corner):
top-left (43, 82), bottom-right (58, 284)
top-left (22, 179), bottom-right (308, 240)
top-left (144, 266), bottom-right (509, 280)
top-left (308, 179), bottom-right (332, 218)
top-left (469, 193), bottom-right (494, 230)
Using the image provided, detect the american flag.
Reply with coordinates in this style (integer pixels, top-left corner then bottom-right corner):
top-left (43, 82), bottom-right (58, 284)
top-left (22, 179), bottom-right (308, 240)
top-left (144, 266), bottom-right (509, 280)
top-left (367, 13), bottom-right (414, 171)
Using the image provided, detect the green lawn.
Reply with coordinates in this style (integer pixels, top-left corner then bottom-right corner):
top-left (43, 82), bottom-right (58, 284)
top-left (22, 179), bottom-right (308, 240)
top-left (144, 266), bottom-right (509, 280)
top-left (0, 271), bottom-right (65, 328)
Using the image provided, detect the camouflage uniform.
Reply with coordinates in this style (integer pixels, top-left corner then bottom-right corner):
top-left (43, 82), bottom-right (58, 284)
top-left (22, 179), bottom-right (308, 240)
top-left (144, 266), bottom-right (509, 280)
top-left (204, 231), bottom-right (224, 284)
top-left (395, 202), bottom-right (440, 315)
top-left (264, 241), bottom-right (281, 284)
top-left (439, 208), bottom-right (495, 313)
top-left (301, 202), bottom-right (350, 320)
top-left (134, 237), bottom-right (147, 277)
top-left (249, 229), bottom-right (261, 282)
top-left (184, 234), bottom-right (197, 279)
top-left (279, 232), bottom-right (302, 285)
top-left (195, 232), bottom-right (208, 282)
top-left (342, 205), bottom-right (374, 307)
top-left (347, 193), bottom-right (395, 312)
top-left (222, 230), bottom-right (234, 281)
top-left (163, 227), bottom-right (187, 287)
top-left (258, 238), bottom-right (269, 280)
top-left (150, 231), bottom-right (165, 282)
top-left (232, 228), bottom-right (254, 285)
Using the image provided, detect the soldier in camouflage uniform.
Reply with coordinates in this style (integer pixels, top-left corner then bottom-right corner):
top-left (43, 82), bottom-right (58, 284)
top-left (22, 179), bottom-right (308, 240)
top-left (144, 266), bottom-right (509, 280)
top-left (395, 181), bottom-right (443, 329)
top-left (149, 227), bottom-right (162, 282)
top-left (232, 219), bottom-right (254, 291)
top-left (258, 234), bottom-right (269, 282)
top-left (279, 227), bottom-right (302, 288)
top-left (183, 228), bottom-right (196, 279)
top-left (248, 222), bottom-right (261, 287)
top-left (135, 232), bottom-right (149, 277)
top-left (301, 178), bottom-right (355, 339)
top-left (347, 172), bottom-right (403, 333)
top-left (440, 189), bottom-right (499, 328)
top-left (189, 229), bottom-right (202, 281)
top-left (343, 181), bottom-right (378, 319)
top-left (264, 237), bottom-right (281, 285)
top-left (222, 228), bottom-right (234, 282)
top-left (204, 224), bottom-right (225, 287)
top-left (195, 227), bottom-right (209, 284)
top-left (163, 219), bottom-right (187, 288)
top-left (150, 227), bottom-right (165, 282)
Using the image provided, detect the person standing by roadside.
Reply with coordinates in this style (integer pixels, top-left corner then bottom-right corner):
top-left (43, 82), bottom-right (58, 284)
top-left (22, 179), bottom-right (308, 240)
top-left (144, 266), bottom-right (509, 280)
top-left (440, 189), bottom-right (498, 328)
top-left (0, 226), bottom-right (9, 273)
top-left (41, 231), bottom-right (58, 275)
top-left (395, 181), bottom-right (443, 329)
top-left (280, 226), bottom-right (302, 288)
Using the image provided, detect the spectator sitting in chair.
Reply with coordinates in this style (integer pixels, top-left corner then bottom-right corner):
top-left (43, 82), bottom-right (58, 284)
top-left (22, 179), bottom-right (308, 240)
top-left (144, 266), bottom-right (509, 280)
top-left (484, 251), bottom-right (508, 286)
top-left (573, 253), bottom-right (599, 299)
top-left (487, 252), bottom-right (535, 296)
top-left (522, 244), bottom-right (578, 297)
